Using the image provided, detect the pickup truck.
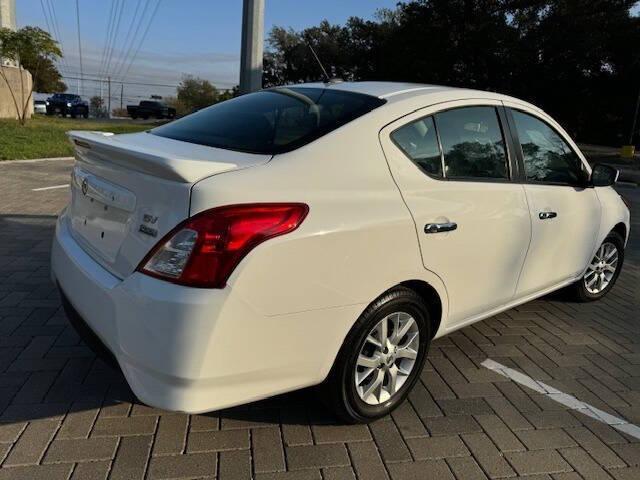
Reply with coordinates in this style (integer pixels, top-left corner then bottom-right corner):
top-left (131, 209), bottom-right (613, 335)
top-left (46, 93), bottom-right (89, 118)
top-left (127, 101), bottom-right (176, 120)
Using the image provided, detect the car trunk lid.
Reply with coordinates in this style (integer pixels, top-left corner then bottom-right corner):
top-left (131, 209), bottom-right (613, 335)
top-left (67, 130), bottom-right (272, 278)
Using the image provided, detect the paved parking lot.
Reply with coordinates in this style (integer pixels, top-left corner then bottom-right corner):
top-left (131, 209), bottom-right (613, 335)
top-left (0, 158), bottom-right (638, 480)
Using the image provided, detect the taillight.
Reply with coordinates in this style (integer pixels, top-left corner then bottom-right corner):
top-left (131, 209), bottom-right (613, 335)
top-left (138, 203), bottom-right (309, 288)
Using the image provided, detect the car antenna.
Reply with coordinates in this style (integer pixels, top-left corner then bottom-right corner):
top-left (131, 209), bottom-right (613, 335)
top-left (306, 42), bottom-right (331, 83)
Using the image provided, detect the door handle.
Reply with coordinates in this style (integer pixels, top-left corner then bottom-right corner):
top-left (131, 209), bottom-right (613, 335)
top-left (538, 211), bottom-right (558, 220)
top-left (424, 222), bottom-right (457, 234)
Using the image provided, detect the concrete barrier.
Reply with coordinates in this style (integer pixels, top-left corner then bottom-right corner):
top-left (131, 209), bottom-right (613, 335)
top-left (0, 65), bottom-right (33, 119)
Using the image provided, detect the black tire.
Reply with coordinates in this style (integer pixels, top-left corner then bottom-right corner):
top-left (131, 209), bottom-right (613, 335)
top-left (565, 231), bottom-right (625, 302)
top-left (70, 113), bottom-right (76, 119)
top-left (323, 286), bottom-right (431, 423)
top-left (131, 115), bottom-right (137, 120)
top-left (83, 110), bottom-right (88, 119)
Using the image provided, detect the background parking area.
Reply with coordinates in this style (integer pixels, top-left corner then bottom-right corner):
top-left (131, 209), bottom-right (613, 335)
top-left (0, 158), bottom-right (638, 480)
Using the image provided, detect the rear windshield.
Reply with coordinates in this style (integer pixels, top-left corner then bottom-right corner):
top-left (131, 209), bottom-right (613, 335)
top-left (151, 87), bottom-right (385, 154)
top-left (141, 101), bottom-right (161, 107)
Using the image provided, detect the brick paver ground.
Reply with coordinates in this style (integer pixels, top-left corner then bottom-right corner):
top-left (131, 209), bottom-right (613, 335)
top-left (0, 159), bottom-right (638, 480)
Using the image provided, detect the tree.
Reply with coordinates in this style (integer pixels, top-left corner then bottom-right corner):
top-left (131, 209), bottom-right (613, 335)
top-left (177, 75), bottom-right (218, 112)
top-left (25, 56), bottom-right (66, 93)
top-left (90, 95), bottom-right (106, 118)
top-left (264, 0), bottom-right (640, 146)
top-left (0, 26), bottom-right (62, 124)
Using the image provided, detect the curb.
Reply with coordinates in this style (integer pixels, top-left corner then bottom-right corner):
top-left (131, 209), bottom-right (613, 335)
top-left (0, 156), bottom-right (74, 164)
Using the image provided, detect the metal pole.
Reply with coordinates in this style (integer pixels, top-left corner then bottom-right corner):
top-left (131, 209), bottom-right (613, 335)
top-left (120, 83), bottom-right (123, 110)
top-left (629, 84), bottom-right (640, 146)
top-left (239, 0), bottom-right (264, 94)
top-left (107, 76), bottom-right (111, 118)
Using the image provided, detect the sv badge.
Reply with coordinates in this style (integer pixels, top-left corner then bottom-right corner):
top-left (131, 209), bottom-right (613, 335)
top-left (139, 212), bottom-right (159, 238)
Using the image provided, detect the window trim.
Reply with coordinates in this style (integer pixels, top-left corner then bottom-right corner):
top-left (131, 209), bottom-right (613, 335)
top-left (390, 104), bottom-right (517, 184)
top-left (505, 107), bottom-right (591, 188)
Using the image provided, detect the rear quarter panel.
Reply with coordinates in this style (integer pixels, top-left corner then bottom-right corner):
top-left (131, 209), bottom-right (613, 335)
top-left (189, 113), bottom-right (449, 327)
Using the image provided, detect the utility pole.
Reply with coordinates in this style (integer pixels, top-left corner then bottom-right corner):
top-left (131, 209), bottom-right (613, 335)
top-left (107, 77), bottom-right (111, 119)
top-left (629, 85), bottom-right (640, 146)
top-left (239, 0), bottom-right (264, 94)
top-left (120, 83), bottom-right (123, 111)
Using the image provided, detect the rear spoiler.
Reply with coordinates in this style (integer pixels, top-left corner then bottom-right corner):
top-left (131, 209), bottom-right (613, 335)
top-left (67, 131), bottom-right (239, 183)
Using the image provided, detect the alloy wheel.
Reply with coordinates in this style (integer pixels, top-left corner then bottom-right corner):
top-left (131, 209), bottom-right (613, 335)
top-left (354, 312), bottom-right (420, 405)
top-left (584, 242), bottom-right (619, 294)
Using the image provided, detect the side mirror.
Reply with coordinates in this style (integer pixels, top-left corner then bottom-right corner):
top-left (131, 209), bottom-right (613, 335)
top-left (591, 164), bottom-right (619, 187)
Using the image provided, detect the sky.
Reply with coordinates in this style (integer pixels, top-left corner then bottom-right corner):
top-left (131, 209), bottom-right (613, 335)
top-left (16, 0), bottom-right (400, 102)
top-left (16, 0), bottom-right (640, 103)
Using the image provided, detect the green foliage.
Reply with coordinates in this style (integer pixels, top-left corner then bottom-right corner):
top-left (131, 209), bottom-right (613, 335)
top-left (0, 26), bottom-right (63, 124)
top-left (177, 75), bottom-right (219, 112)
top-left (26, 56), bottom-right (66, 93)
top-left (173, 77), bottom-right (238, 116)
top-left (264, 0), bottom-right (640, 146)
top-left (0, 116), bottom-right (149, 160)
top-left (90, 96), bottom-right (107, 118)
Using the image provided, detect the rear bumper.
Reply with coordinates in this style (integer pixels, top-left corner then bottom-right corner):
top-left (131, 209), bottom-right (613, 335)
top-left (51, 213), bottom-right (359, 413)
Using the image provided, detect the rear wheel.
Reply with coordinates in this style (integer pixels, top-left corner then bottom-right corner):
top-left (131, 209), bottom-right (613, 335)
top-left (566, 231), bottom-right (624, 302)
top-left (324, 287), bottom-right (430, 423)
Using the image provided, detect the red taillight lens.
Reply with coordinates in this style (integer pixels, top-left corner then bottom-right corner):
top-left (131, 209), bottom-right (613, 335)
top-left (138, 203), bottom-right (309, 288)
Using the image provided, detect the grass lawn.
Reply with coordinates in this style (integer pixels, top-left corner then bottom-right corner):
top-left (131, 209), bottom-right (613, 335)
top-left (0, 115), bottom-right (152, 160)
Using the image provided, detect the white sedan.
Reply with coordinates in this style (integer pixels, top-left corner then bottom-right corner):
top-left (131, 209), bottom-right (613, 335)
top-left (51, 82), bottom-right (630, 422)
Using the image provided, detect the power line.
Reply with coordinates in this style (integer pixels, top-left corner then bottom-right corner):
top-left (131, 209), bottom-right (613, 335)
top-left (101, 0), bottom-right (126, 78)
top-left (75, 0), bottom-right (84, 95)
top-left (45, 0), bottom-right (69, 71)
top-left (112, 0), bottom-right (152, 79)
top-left (57, 68), bottom-right (236, 89)
top-left (109, 0), bottom-right (144, 79)
top-left (99, 0), bottom-right (119, 77)
top-left (118, 0), bottom-right (163, 81)
top-left (39, 0), bottom-right (69, 73)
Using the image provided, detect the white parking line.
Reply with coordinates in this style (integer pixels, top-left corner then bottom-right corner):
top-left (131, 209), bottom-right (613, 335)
top-left (482, 358), bottom-right (640, 440)
top-left (32, 184), bottom-right (69, 192)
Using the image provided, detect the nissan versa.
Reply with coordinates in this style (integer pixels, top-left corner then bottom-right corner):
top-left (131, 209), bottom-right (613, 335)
top-left (52, 82), bottom-right (630, 422)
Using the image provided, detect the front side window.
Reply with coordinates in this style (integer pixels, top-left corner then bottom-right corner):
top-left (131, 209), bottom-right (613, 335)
top-left (511, 110), bottom-right (587, 185)
top-left (435, 107), bottom-right (509, 180)
top-left (152, 87), bottom-right (385, 154)
top-left (391, 116), bottom-right (442, 177)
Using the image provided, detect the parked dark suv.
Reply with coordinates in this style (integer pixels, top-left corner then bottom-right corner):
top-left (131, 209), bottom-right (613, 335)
top-left (46, 93), bottom-right (89, 118)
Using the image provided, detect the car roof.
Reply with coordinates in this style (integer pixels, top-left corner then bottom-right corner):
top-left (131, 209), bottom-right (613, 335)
top-left (284, 81), bottom-right (541, 112)
top-left (289, 81), bottom-right (448, 98)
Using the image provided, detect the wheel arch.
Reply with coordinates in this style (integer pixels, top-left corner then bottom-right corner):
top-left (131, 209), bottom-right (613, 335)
top-left (612, 222), bottom-right (627, 242)
top-left (399, 280), bottom-right (443, 339)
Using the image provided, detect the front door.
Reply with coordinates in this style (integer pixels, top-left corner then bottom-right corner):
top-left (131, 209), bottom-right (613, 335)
top-left (380, 100), bottom-right (531, 327)
top-left (504, 107), bottom-right (601, 296)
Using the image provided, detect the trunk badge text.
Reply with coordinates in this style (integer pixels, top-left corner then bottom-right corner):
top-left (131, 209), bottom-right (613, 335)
top-left (139, 213), bottom-right (159, 238)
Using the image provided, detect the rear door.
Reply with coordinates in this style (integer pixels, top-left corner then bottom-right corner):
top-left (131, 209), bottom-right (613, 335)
top-left (380, 99), bottom-right (531, 327)
top-left (504, 106), bottom-right (601, 296)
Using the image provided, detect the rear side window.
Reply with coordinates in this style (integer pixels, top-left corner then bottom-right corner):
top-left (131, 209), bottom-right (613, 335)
top-left (510, 110), bottom-right (587, 185)
top-left (151, 87), bottom-right (385, 154)
top-left (435, 107), bottom-right (509, 180)
top-left (391, 116), bottom-right (442, 177)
